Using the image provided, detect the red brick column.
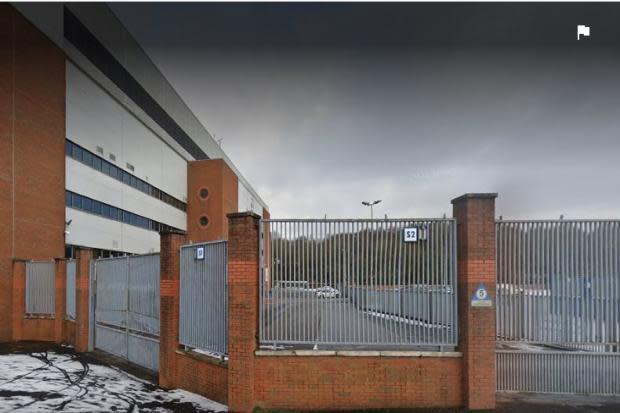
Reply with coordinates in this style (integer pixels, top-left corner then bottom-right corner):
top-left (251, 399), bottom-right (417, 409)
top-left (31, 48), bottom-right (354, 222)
top-left (452, 193), bottom-right (497, 410)
top-left (54, 259), bottom-right (67, 343)
top-left (74, 249), bottom-right (92, 352)
top-left (159, 230), bottom-right (187, 388)
top-left (227, 212), bottom-right (261, 413)
top-left (11, 260), bottom-right (27, 342)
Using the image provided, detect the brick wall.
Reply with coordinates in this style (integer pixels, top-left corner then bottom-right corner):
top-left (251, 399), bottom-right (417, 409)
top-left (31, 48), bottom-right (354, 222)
top-left (254, 356), bottom-right (462, 410)
top-left (74, 249), bottom-right (92, 352)
top-left (187, 159), bottom-right (239, 243)
top-left (452, 193), bottom-right (497, 410)
top-left (0, 4), bottom-right (66, 342)
top-left (227, 212), bottom-right (261, 413)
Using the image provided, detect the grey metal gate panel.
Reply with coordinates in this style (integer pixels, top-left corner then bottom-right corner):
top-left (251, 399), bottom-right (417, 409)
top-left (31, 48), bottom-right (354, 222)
top-left (25, 261), bottom-right (56, 315)
top-left (496, 219), bottom-right (620, 395)
top-left (496, 220), bottom-right (620, 344)
top-left (180, 241), bottom-right (228, 356)
top-left (258, 219), bottom-right (457, 349)
top-left (66, 260), bottom-right (77, 320)
top-left (94, 254), bottom-right (160, 371)
top-left (497, 351), bottom-right (620, 395)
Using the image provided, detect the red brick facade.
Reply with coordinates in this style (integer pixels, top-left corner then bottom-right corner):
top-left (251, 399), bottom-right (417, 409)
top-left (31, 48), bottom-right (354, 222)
top-left (452, 193), bottom-right (498, 410)
top-left (227, 212), bottom-right (261, 412)
top-left (254, 355), bottom-right (462, 410)
top-left (0, 4), bottom-right (66, 342)
top-left (74, 248), bottom-right (92, 352)
top-left (187, 159), bottom-right (239, 243)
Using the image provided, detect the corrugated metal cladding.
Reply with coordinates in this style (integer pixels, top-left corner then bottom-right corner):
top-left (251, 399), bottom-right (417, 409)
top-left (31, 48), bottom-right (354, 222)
top-left (180, 241), bottom-right (228, 357)
top-left (25, 262), bottom-right (56, 315)
top-left (93, 254), bottom-right (160, 371)
top-left (66, 260), bottom-right (77, 320)
top-left (63, 7), bottom-right (208, 161)
top-left (259, 219), bottom-right (458, 349)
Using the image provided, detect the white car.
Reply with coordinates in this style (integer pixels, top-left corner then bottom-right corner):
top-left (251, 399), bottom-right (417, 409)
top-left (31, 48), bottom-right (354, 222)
top-left (316, 286), bottom-right (340, 299)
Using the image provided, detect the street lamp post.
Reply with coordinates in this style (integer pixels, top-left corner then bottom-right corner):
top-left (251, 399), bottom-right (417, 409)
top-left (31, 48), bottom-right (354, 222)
top-left (361, 200), bottom-right (382, 219)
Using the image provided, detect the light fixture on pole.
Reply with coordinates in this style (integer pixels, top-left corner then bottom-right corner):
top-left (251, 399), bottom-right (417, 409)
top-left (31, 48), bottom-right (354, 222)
top-left (361, 200), bottom-right (382, 219)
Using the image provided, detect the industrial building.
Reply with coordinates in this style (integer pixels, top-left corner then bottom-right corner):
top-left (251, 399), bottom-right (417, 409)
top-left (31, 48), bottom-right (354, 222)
top-left (0, 3), bottom-right (268, 342)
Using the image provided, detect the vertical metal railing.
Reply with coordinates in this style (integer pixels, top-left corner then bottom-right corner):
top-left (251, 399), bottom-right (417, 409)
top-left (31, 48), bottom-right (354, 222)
top-left (179, 241), bottom-right (228, 357)
top-left (259, 218), bottom-right (457, 349)
top-left (66, 260), bottom-right (77, 320)
top-left (25, 261), bottom-right (56, 315)
top-left (496, 220), bottom-right (620, 345)
top-left (497, 350), bottom-right (620, 394)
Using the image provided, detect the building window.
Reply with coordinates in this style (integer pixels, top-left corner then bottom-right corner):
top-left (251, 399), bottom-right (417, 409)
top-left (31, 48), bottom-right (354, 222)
top-left (65, 139), bottom-right (187, 213)
top-left (65, 190), bottom-right (182, 233)
top-left (199, 188), bottom-right (209, 200)
top-left (199, 216), bottom-right (209, 227)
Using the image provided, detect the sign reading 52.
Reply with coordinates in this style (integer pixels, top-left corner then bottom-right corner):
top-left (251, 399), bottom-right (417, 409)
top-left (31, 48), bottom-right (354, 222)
top-left (403, 227), bottom-right (418, 242)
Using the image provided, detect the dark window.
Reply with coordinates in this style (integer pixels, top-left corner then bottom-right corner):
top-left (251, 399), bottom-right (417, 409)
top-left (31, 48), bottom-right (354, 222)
top-left (82, 151), bottom-right (93, 167)
top-left (110, 206), bottom-right (119, 221)
top-left (122, 211), bottom-right (131, 224)
top-left (83, 197), bottom-right (92, 212)
top-left (92, 200), bottom-right (102, 215)
top-left (109, 165), bottom-right (119, 179)
top-left (65, 141), bottom-right (72, 156)
top-left (71, 193), bottom-right (82, 209)
top-left (65, 191), bottom-right (71, 206)
top-left (123, 171), bottom-right (131, 185)
top-left (130, 176), bottom-right (138, 189)
top-left (71, 145), bottom-right (82, 161)
top-left (93, 157), bottom-right (102, 171)
top-left (102, 204), bottom-right (110, 218)
top-left (101, 161), bottom-right (110, 176)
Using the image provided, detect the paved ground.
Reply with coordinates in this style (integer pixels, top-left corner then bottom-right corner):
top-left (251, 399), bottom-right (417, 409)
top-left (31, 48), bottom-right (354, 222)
top-left (0, 342), bottom-right (226, 412)
top-left (261, 293), bottom-right (453, 348)
top-left (496, 392), bottom-right (620, 413)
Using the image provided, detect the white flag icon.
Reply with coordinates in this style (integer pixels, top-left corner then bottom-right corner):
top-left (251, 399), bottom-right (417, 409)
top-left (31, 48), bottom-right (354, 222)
top-left (577, 25), bottom-right (590, 40)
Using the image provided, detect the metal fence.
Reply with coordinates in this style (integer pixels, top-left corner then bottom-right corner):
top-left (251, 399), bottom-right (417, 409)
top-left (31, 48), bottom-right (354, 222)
top-left (94, 254), bottom-right (160, 371)
top-left (180, 241), bottom-right (228, 357)
top-left (496, 220), bottom-right (620, 344)
top-left (66, 260), bottom-right (76, 320)
top-left (497, 350), bottom-right (620, 395)
top-left (259, 219), bottom-right (457, 349)
top-left (25, 261), bottom-right (56, 315)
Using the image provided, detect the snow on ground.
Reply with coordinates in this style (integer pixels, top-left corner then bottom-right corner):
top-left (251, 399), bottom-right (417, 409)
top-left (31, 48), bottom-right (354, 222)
top-left (0, 350), bottom-right (227, 412)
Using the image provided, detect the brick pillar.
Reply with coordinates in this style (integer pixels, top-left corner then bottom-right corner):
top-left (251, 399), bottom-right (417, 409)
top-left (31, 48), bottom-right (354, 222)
top-left (74, 249), bottom-right (92, 352)
top-left (159, 230), bottom-right (187, 388)
top-left (452, 193), bottom-right (497, 410)
top-left (54, 259), bottom-right (67, 343)
top-left (227, 212), bottom-right (261, 413)
top-left (11, 260), bottom-right (27, 342)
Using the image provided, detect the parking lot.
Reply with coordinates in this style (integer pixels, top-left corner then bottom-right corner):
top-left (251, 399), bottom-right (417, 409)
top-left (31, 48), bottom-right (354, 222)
top-left (260, 290), bottom-right (455, 349)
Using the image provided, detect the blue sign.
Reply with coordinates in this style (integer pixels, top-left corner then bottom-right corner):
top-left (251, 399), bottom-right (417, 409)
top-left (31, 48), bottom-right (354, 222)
top-left (471, 283), bottom-right (492, 307)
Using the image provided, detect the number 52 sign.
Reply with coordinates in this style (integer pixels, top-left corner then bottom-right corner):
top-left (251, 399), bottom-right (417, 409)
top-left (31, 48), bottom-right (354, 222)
top-left (403, 227), bottom-right (418, 242)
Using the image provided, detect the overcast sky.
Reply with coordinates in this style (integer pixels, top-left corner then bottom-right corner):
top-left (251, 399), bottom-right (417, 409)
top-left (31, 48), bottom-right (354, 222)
top-left (111, 4), bottom-right (620, 220)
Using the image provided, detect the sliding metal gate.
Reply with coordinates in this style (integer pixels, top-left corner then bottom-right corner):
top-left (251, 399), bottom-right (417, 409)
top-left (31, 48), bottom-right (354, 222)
top-left (496, 219), bottom-right (620, 395)
top-left (93, 254), bottom-right (160, 372)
